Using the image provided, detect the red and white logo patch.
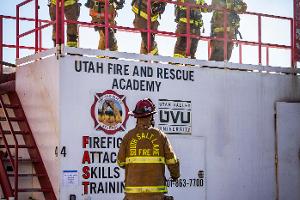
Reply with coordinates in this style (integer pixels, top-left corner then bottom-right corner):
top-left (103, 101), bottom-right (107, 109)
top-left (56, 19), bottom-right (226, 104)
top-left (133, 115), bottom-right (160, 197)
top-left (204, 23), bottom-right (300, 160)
top-left (90, 90), bottom-right (129, 134)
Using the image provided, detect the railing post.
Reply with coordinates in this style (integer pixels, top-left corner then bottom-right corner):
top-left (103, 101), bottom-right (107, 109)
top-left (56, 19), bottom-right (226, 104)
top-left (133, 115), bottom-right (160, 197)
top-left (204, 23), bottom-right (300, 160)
top-left (105, 0), bottom-right (109, 49)
top-left (291, 18), bottom-right (295, 68)
top-left (16, 5), bottom-right (20, 59)
top-left (147, 0), bottom-right (151, 54)
top-left (55, 0), bottom-right (59, 46)
top-left (293, 0), bottom-right (298, 68)
top-left (223, 9), bottom-right (228, 61)
top-left (61, 0), bottom-right (65, 45)
top-left (258, 15), bottom-right (262, 65)
top-left (39, 21), bottom-right (42, 52)
top-left (35, 0), bottom-right (39, 53)
top-left (266, 46), bottom-right (269, 66)
top-left (239, 44), bottom-right (242, 64)
top-left (186, 5), bottom-right (191, 57)
top-left (56, 0), bottom-right (65, 46)
top-left (208, 40), bottom-right (211, 60)
top-left (0, 16), bottom-right (3, 75)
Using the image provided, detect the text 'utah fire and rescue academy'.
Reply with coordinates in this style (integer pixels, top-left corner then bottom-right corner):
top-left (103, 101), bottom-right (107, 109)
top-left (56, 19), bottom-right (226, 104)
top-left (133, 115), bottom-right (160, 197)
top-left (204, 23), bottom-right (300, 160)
top-left (74, 60), bottom-right (195, 92)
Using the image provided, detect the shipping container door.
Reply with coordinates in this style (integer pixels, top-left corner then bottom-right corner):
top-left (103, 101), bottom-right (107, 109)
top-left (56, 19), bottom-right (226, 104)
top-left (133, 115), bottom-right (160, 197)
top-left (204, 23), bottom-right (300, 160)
top-left (276, 102), bottom-right (300, 200)
top-left (166, 136), bottom-right (206, 200)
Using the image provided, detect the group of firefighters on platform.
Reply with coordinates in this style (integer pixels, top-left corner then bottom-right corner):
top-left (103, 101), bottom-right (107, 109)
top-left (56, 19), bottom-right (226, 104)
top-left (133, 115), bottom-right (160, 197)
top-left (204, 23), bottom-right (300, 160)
top-left (48, 0), bottom-right (247, 61)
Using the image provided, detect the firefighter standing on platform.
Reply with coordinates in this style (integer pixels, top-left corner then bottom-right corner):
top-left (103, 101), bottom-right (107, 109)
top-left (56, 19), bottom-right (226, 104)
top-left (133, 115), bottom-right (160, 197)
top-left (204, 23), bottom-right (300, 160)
top-left (85, 0), bottom-right (124, 51)
top-left (209, 0), bottom-right (247, 61)
top-left (131, 0), bottom-right (167, 55)
top-left (48, 0), bottom-right (81, 47)
top-left (117, 98), bottom-right (180, 200)
top-left (173, 0), bottom-right (210, 59)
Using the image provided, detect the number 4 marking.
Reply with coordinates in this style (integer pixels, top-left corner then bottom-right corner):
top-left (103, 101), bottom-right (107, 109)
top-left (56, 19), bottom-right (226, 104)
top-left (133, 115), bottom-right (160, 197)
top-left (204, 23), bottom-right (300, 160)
top-left (55, 146), bottom-right (67, 157)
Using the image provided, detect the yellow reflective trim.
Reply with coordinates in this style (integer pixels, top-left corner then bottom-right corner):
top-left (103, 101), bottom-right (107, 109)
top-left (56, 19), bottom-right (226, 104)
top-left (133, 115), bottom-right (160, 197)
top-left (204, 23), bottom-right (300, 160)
top-left (179, 18), bottom-right (203, 27)
top-left (150, 47), bottom-right (158, 55)
top-left (67, 41), bottom-right (78, 47)
top-left (132, 5), bottom-right (159, 22)
top-left (51, 0), bottom-right (76, 6)
top-left (226, 2), bottom-right (232, 9)
top-left (179, 0), bottom-right (203, 4)
top-left (166, 157), bottom-right (178, 165)
top-left (174, 53), bottom-right (186, 58)
top-left (178, 0), bottom-right (203, 10)
top-left (179, 7), bottom-right (207, 12)
top-left (96, 55), bottom-right (106, 58)
top-left (213, 27), bottom-right (233, 33)
top-left (64, 0), bottom-right (76, 6)
top-left (126, 156), bottom-right (165, 164)
top-left (125, 185), bottom-right (167, 193)
top-left (196, 0), bottom-right (204, 5)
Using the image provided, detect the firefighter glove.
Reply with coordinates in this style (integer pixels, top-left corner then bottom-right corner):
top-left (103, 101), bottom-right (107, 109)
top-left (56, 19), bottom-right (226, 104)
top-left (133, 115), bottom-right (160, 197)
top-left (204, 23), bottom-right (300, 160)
top-left (115, 0), bottom-right (125, 9)
top-left (204, 3), bottom-right (213, 12)
top-left (152, 2), bottom-right (166, 14)
top-left (164, 196), bottom-right (174, 200)
top-left (85, 0), bottom-right (93, 8)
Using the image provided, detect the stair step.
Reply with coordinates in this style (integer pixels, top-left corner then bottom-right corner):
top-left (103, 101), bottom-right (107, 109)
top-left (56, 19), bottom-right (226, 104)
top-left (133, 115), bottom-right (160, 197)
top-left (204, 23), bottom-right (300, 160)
top-left (0, 144), bottom-right (34, 148)
top-left (8, 173), bottom-right (46, 177)
top-left (0, 104), bottom-right (21, 109)
top-left (15, 188), bottom-right (52, 193)
top-left (2, 158), bottom-right (40, 163)
top-left (1, 130), bottom-right (29, 135)
top-left (0, 116), bottom-right (25, 121)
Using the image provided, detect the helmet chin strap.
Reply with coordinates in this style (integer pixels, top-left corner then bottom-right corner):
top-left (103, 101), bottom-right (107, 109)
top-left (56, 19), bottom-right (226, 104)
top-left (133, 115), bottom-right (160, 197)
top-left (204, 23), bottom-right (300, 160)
top-left (151, 115), bottom-right (155, 127)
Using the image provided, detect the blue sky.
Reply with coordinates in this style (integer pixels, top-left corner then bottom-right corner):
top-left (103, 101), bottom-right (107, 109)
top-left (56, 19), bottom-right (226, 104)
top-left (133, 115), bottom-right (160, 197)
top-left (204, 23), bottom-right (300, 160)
top-left (0, 0), bottom-right (294, 67)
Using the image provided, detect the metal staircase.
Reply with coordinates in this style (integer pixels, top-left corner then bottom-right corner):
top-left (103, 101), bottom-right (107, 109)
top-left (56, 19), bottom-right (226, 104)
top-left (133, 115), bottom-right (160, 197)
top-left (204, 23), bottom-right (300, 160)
top-left (0, 65), bottom-right (56, 200)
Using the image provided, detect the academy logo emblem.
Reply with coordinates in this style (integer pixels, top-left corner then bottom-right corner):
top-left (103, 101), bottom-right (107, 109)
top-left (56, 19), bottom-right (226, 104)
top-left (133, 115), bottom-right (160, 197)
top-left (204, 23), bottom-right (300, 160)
top-left (91, 90), bottom-right (129, 134)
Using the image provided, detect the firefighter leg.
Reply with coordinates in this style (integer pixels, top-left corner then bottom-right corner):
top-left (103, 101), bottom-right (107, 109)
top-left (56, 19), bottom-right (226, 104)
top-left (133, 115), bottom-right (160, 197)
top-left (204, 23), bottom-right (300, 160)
top-left (209, 39), bottom-right (225, 61)
top-left (140, 41), bottom-right (148, 54)
top-left (209, 31), bottom-right (235, 61)
top-left (49, 4), bottom-right (56, 46)
top-left (141, 32), bottom-right (158, 55)
top-left (190, 26), bottom-right (200, 59)
top-left (226, 40), bottom-right (234, 61)
top-left (173, 23), bottom-right (187, 58)
top-left (98, 29), bottom-right (118, 51)
top-left (64, 3), bottom-right (81, 47)
top-left (133, 16), bottom-right (158, 55)
top-left (190, 38), bottom-right (199, 59)
top-left (98, 30), bottom-right (105, 50)
top-left (108, 28), bottom-right (118, 51)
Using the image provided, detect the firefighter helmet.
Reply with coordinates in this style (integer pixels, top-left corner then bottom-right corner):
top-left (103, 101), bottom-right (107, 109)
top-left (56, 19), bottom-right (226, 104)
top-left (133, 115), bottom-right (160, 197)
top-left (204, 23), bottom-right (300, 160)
top-left (130, 98), bottom-right (157, 118)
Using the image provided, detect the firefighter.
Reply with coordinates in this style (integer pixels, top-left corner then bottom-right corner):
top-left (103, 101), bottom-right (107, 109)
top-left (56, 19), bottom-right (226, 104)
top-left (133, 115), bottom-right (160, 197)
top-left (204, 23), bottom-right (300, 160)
top-left (131, 0), bottom-right (167, 55)
top-left (85, 0), bottom-right (124, 51)
top-left (48, 0), bottom-right (81, 47)
top-left (209, 0), bottom-right (247, 61)
top-left (173, 0), bottom-right (210, 59)
top-left (117, 98), bottom-right (180, 200)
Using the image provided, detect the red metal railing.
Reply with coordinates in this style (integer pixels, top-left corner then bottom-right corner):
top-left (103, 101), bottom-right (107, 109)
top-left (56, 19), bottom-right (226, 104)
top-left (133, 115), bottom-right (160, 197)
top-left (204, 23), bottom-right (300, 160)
top-left (0, 14), bottom-right (51, 66)
top-left (0, 0), bottom-right (297, 68)
top-left (59, 0), bottom-right (296, 67)
top-left (16, 0), bottom-right (52, 59)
